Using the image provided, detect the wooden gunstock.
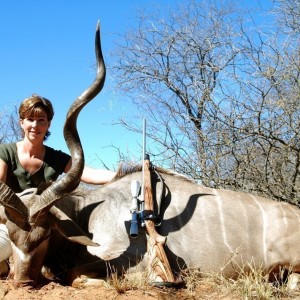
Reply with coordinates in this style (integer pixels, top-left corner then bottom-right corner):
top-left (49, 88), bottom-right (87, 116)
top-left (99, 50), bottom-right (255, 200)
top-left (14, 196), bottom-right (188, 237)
top-left (143, 159), bottom-right (175, 283)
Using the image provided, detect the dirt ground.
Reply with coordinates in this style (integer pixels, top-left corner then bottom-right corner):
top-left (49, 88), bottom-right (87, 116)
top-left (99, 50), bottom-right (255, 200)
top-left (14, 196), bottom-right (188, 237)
top-left (0, 279), bottom-right (241, 300)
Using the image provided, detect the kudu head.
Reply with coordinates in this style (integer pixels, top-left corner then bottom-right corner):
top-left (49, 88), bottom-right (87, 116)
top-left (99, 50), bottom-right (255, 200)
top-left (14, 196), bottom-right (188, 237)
top-left (0, 21), bottom-right (105, 287)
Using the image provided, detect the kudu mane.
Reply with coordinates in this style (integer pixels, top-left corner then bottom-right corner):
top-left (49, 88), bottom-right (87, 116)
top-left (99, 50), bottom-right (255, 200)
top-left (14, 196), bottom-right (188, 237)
top-left (110, 161), bottom-right (195, 184)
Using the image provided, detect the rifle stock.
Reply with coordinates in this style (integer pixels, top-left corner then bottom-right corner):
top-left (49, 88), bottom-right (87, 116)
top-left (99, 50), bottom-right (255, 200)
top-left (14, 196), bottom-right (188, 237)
top-left (143, 158), bottom-right (175, 283)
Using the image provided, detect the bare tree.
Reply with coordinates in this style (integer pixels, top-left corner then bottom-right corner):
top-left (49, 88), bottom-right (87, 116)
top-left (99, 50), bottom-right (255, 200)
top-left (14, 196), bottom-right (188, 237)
top-left (273, 0), bottom-right (300, 34)
top-left (226, 0), bottom-right (300, 202)
top-left (111, 0), bottom-right (300, 203)
top-left (0, 104), bottom-right (22, 143)
top-left (112, 1), bottom-right (240, 179)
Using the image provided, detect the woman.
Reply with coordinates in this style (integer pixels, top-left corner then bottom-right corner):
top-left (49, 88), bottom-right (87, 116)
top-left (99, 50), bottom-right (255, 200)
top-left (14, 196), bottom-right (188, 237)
top-left (0, 94), bottom-right (116, 276)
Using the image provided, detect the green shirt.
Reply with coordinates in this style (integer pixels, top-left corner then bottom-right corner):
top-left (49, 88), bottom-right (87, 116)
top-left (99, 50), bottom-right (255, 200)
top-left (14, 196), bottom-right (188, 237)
top-left (0, 143), bottom-right (70, 193)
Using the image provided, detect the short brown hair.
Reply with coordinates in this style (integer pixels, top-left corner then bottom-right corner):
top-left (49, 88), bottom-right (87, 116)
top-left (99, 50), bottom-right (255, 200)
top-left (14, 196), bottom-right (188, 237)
top-left (19, 94), bottom-right (54, 140)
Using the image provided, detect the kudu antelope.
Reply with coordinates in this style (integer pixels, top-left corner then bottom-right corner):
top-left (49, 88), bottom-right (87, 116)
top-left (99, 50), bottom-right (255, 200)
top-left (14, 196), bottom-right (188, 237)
top-left (1, 22), bottom-right (300, 289)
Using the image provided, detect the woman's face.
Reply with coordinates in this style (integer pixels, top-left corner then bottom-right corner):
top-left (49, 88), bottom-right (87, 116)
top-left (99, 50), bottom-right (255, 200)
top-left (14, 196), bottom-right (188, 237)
top-left (20, 109), bottom-right (51, 142)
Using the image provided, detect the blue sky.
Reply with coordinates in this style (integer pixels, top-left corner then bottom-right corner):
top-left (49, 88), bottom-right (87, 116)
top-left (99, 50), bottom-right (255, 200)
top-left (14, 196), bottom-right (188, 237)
top-left (0, 0), bottom-right (272, 170)
top-left (0, 0), bottom-right (150, 170)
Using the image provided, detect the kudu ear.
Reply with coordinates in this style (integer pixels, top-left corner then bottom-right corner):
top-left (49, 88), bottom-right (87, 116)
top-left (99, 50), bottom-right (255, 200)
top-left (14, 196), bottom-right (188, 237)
top-left (0, 181), bottom-right (28, 224)
top-left (49, 206), bottom-right (99, 247)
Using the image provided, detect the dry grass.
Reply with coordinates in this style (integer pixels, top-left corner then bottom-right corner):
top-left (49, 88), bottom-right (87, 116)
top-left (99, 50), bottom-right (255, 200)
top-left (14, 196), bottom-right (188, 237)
top-left (107, 265), bottom-right (300, 299)
top-left (215, 270), bottom-right (292, 299)
top-left (106, 263), bottom-right (151, 294)
top-left (109, 270), bottom-right (150, 293)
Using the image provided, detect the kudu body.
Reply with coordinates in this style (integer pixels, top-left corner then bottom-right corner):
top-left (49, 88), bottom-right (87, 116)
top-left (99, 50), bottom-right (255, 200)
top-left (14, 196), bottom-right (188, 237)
top-left (1, 22), bottom-right (300, 289)
top-left (53, 167), bottom-right (300, 284)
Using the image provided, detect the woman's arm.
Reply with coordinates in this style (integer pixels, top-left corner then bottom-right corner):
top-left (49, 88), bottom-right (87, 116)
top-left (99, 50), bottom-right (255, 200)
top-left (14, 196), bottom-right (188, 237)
top-left (64, 159), bottom-right (115, 185)
top-left (81, 166), bottom-right (116, 184)
top-left (0, 160), bottom-right (8, 183)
